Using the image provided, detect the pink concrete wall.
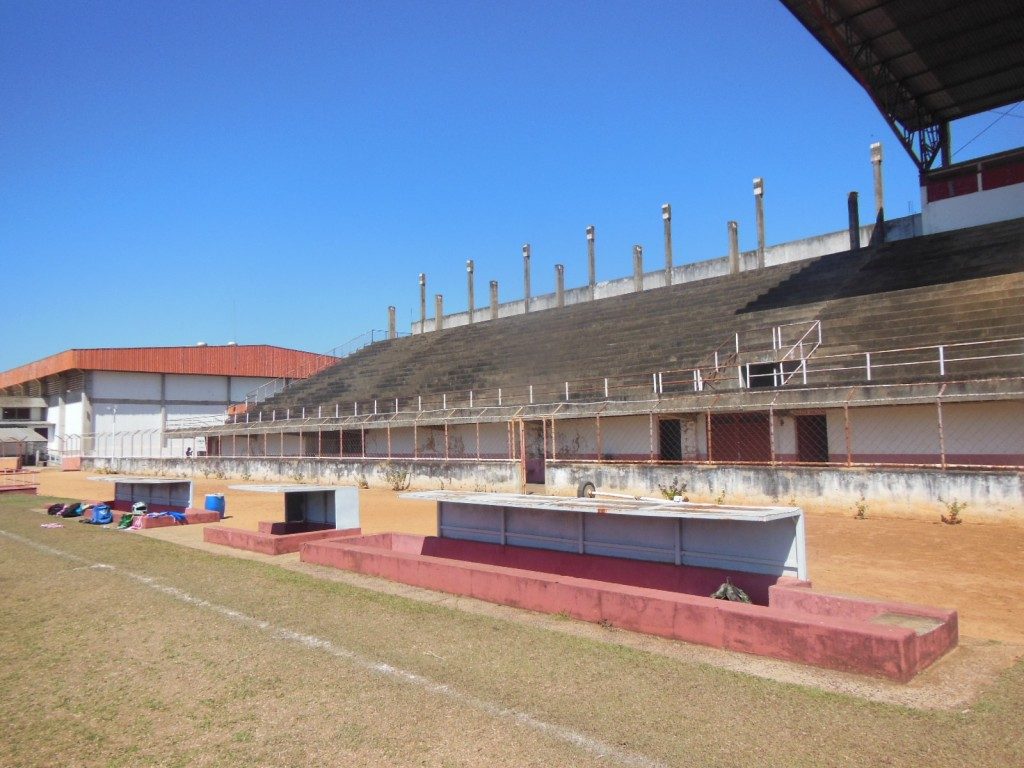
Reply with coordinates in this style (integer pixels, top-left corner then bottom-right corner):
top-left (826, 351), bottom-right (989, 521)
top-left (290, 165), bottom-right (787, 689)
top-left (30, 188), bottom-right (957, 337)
top-left (300, 533), bottom-right (958, 681)
top-left (418, 536), bottom-right (780, 605)
top-left (204, 523), bottom-right (360, 555)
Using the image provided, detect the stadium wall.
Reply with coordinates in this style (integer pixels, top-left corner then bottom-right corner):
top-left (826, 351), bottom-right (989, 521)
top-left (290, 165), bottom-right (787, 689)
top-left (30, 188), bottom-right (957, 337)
top-left (80, 455), bottom-right (1022, 520)
top-left (413, 215), bottom-right (921, 333)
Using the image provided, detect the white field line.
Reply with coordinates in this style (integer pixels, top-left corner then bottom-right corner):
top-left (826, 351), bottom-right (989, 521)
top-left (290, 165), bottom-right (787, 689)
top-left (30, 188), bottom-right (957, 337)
top-left (0, 529), bottom-right (666, 768)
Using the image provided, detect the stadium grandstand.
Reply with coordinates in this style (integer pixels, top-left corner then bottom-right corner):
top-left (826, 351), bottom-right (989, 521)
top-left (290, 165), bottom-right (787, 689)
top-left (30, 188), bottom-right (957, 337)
top-left (9, 0), bottom-right (1023, 517)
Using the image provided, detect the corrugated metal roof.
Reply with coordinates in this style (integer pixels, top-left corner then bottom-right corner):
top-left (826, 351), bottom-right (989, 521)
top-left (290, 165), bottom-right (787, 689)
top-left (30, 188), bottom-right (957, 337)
top-left (0, 396), bottom-right (47, 408)
top-left (0, 427), bottom-right (47, 443)
top-left (0, 345), bottom-right (336, 391)
top-left (780, 1), bottom-right (1024, 130)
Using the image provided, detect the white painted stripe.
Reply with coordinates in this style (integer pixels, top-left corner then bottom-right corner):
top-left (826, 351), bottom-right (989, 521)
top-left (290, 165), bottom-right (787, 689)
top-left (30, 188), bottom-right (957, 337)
top-left (0, 529), bottom-right (666, 768)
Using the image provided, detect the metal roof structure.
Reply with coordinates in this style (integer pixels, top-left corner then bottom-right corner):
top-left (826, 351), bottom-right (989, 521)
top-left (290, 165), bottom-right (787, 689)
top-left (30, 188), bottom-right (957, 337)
top-left (0, 344), bottom-right (335, 392)
top-left (402, 490), bottom-right (803, 523)
top-left (228, 483), bottom-right (350, 494)
top-left (0, 396), bottom-right (47, 409)
top-left (0, 427), bottom-right (47, 443)
top-left (779, 0), bottom-right (1024, 171)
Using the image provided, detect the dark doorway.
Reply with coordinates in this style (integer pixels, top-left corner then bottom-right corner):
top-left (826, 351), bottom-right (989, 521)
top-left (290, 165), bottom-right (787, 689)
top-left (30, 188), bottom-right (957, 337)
top-left (659, 419), bottom-right (683, 461)
top-left (524, 420), bottom-right (546, 484)
top-left (746, 362), bottom-right (777, 388)
top-left (796, 414), bottom-right (829, 462)
top-left (341, 429), bottom-right (364, 457)
top-left (320, 430), bottom-right (341, 456)
top-left (709, 413), bottom-right (771, 462)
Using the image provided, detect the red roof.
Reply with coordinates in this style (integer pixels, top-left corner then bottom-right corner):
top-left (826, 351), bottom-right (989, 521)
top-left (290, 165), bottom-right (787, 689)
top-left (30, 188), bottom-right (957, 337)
top-left (0, 345), bottom-right (335, 390)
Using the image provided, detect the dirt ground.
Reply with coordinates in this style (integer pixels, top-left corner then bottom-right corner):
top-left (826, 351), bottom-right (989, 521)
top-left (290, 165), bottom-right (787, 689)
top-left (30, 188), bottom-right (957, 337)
top-left (33, 468), bottom-right (1024, 645)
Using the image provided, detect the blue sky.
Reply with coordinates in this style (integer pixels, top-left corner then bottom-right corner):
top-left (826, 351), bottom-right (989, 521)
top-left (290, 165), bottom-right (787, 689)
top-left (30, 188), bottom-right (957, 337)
top-left (2, 0), bottom-right (1021, 372)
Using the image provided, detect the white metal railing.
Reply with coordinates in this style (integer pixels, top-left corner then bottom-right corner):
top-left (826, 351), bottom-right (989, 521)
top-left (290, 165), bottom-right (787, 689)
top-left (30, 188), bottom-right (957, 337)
top-left (177, 333), bottom-right (1023, 432)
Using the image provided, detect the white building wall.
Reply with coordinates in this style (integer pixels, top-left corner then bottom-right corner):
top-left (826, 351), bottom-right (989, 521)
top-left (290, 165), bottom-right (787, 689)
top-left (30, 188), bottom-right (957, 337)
top-left (600, 415), bottom-right (651, 458)
top-left (165, 374), bottom-right (227, 402)
top-left (230, 377), bottom-right (272, 402)
top-left (552, 417), bottom-right (597, 459)
top-left (94, 403), bottom-right (162, 434)
top-left (50, 397), bottom-right (84, 454)
top-left (478, 422), bottom-right (510, 459)
top-left (91, 371), bottom-right (162, 400)
top-left (922, 183), bottom-right (1024, 235)
top-left (943, 401), bottom-right (1024, 459)
top-left (831, 401), bottom-right (1023, 462)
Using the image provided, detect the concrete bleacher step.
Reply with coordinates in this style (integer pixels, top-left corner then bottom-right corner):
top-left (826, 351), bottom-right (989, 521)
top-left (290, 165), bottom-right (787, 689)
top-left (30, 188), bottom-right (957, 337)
top-left (251, 218), bottom-right (1024, 415)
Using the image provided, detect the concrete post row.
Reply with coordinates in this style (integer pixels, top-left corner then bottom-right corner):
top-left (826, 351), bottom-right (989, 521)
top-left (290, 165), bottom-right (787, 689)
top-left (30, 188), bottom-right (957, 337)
top-left (586, 225), bottom-right (596, 300)
top-left (728, 221), bottom-right (740, 274)
top-left (753, 178), bottom-right (765, 270)
top-left (662, 204), bottom-right (672, 286)
top-left (523, 244), bottom-right (531, 313)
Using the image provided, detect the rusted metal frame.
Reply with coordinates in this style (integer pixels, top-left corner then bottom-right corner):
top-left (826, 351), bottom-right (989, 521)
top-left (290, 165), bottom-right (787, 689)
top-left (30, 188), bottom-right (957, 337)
top-left (936, 384), bottom-right (947, 470)
top-left (841, 387), bottom-right (856, 466)
top-left (387, 422), bottom-right (392, 460)
top-left (541, 418), bottom-right (547, 466)
top-left (518, 419), bottom-right (527, 493)
top-left (705, 410), bottom-right (713, 463)
top-left (476, 421), bottom-right (480, 460)
top-left (649, 411), bottom-right (655, 461)
top-left (550, 417), bottom-right (557, 462)
top-left (444, 422), bottom-right (449, 461)
top-left (769, 390), bottom-right (783, 465)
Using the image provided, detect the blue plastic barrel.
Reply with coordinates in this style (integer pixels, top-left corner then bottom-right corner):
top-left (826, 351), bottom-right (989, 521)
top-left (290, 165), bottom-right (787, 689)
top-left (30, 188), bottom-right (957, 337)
top-left (204, 493), bottom-right (226, 519)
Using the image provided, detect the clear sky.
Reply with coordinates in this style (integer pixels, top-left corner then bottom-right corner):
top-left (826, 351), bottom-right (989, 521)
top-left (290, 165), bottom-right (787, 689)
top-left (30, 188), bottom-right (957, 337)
top-left (2, 0), bottom-right (1020, 372)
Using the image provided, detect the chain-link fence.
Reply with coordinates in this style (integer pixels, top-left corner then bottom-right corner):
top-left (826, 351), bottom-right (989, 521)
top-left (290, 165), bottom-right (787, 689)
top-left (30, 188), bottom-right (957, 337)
top-left (74, 387), bottom-right (1024, 473)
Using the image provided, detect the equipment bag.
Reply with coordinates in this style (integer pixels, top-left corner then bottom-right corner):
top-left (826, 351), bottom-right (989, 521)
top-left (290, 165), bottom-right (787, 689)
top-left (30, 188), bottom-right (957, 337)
top-left (60, 503), bottom-right (83, 518)
top-left (91, 504), bottom-right (113, 525)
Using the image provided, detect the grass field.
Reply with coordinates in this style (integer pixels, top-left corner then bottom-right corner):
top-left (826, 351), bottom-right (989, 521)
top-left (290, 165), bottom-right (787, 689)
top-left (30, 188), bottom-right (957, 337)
top-left (2, 491), bottom-right (1023, 767)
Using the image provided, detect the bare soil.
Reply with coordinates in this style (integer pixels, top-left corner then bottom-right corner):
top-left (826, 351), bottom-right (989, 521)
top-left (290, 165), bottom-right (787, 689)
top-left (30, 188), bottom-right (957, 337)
top-left (36, 469), bottom-right (1024, 644)
top-left (3, 485), bottom-right (1024, 767)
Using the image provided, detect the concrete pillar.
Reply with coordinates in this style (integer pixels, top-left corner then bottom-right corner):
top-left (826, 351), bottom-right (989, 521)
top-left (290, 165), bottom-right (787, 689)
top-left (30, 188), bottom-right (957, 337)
top-left (633, 245), bottom-right (643, 292)
top-left (466, 259), bottom-right (475, 323)
top-left (871, 142), bottom-right (884, 222)
top-left (522, 244), bottom-right (531, 312)
top-left (159, 374), bottom-right (167, 456)
top-left (81, 385), bottom-right (93, 454)
top-left (388, 306), bottom-right (396, 339)
top-left (555, 264), bottom-right (565, 308)
top-left (661, 204), bottom-right (672, 286)
top-left (586, 225), bottom-right (596, 300)
top-left (727, 221), bottom-right (740, 274)
top-left (57, 388), bottom-right (66, 456)
top-left (435, 294), bottom-right (444, 331)
top-left (490, 280), bottom-right (499, 320)
top-left (418, 273), bottom-right (427, 332)
top-left (753, 177), bottom-right (765, 269)
top-left (848, 192), bottom-right (860, 250)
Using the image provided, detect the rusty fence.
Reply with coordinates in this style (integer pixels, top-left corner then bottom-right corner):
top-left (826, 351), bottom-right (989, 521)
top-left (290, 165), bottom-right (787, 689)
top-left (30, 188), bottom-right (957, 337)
top-left (67, 381), bottom-right (1024, 473)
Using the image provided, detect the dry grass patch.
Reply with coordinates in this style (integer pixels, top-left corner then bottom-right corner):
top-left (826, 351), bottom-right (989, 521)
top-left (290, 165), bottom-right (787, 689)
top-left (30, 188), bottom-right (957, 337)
top-left (2, 494), bottom-right (1023, 767)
